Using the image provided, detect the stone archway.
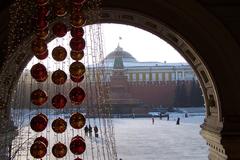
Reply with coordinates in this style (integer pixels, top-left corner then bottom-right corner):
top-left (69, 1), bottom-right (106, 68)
top-left (1, 1), bottom-right (240, 159)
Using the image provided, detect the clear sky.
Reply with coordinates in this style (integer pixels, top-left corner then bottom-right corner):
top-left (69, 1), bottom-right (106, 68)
top-left (26, 23), bottom-right (186, 70)
top-left (101, 23), bottom-right (186, 63)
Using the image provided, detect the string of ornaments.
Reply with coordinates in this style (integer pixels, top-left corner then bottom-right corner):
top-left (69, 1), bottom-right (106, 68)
top-left (29, 0), bottom-right (88, 159)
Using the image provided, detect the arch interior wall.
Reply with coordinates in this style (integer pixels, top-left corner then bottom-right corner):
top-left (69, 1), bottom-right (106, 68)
top-left (0, 0), bottom-right (240, 159)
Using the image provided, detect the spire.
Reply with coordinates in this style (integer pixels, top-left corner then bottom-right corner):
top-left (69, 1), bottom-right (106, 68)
top-left (117, 36), bottom-right (122, 48)
top-left (113, 46), bottom-right (124, 69)
top-left (113, 55), bottom-right (124, 69)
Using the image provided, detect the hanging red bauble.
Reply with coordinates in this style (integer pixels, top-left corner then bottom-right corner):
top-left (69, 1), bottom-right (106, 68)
top-left (74, 158), bottom-right (83, 160)
top-left (53, 0), bottom-right (67, 17)
top-left (69, 112), bottom-right (86, 129)
top-left (34, 136), bottom-right (48, 147)
top-left (52, 142), bottom-right (67, 158)
top-left (71, 27), bottom-right (84, 38)
top-left (55, 6), bottom-right (67, 17)
top-left (37, 5), bottom-right (50, 18)
top-left (52, 22), bottom-right (67, 37)
top-left (70, 50), bottom-right (84, 61)
top-left (70, 135), bottom-right (86, 155)
top-left (71, 5), bottom-right (83, 14)
top-left (34, 49), bottom-right (48, 60)
top-left (52, 46), bottom-right (67, 61)
top-left (35, 0), bottom-right (49, 6)
top-left (31, 89), bottom-right (48, 106)
top-left (70, 37), bottom-right (85, 51)
top-left (30, 141), bottom-right (47, 159)
top-left (31, 38), bottom-right (47, 54)
top-left (36, 27), bottom-right (49, 40)
top-left (52, 118), bottom-right (67, 133)
top-left (51, 69), bottom-right (67, 85)
top-left (70, 75), bottom-right (84, 83)
top-left (70, 13), bottom-right (86, 28)
top-left (36, 17), bottom-right (48, 31)
top-left (70, 0), bottom-right (86, 5)
top-left (69, 61), bottom-right (85, 78)
top-left (30, 113), bottom-right (48, 132)
top-left (69, 87), bottom-right (85, 105)
top-left (30, 63), bottom-right (48, 82)
top-left (52, 93), bottom-right (67, 109)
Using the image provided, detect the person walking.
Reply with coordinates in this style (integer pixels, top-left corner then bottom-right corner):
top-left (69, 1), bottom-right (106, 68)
top-left (89, 125), bottom-right (93, 137)
top-left (84, 125), bottom-right (89, 136)
top-left (152, 117), bottom-right (155, 125)
top-left (94, 125), bottom-right (99, 138)
top-left (176, 117), bottom-right (180, 125)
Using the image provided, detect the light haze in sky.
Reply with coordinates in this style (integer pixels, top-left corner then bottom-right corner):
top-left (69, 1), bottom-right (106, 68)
top-left (101, 23), bottom-right (186, 63)
top-left (26, 23), bottom-right (186, 70)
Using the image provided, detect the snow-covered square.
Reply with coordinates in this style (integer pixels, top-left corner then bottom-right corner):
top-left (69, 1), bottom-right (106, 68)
top-left (114, 114), bottom-right (208, 160)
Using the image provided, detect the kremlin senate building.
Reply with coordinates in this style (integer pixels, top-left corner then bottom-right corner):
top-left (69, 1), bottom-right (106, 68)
top-left (99, 45), bottom-right (203, 114)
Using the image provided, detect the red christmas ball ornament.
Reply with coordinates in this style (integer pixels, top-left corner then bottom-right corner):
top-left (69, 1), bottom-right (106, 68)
top-left (36, 17), bottom-right (48, 31)
top-left (70, 37), bottom-right (85, 51)
top-left (55, 6), bottom-right (67, 17)
top-left (34, 136), bottom-right (48, 147)
top-left (71, 4), bottom-right (83, 14)
top-left (74, 158), bottom-right (83, 160)
top-left (53, 0), bottom-right (67, 16)
top-left (30, 113), bottom-right (48, 132)
top-left (69, 112), bottom-right (86, 129)
top-left (70, 0), bottom-right (86, 5)
top-left (69, 61), bottom-right (85, 78)
top-left (35, 0), bottom-right (49, 6)
top-left (31, 38), bottom-right (47, 54)
top-left (70, 13), bottom-right (86, 28)
top-left (71, 27), bottom-right (84, 38)
top-left (31, 89), bottom-right (48, 106)
top-left (36, 27), bottom-right (49, 40)
top-left (70, 50), bottom-right (84, 61)
top-left (34, 49), bottom-right (48, 60)
top-left (69, 87), bottom-right (85, 105)
top-left (30, 63), bottom-right (48, 82)
top-left (52, 93), bottom-right (67, 109)
top-left (52, 46), bottom-right (67, 61)
top-left (37, 5), bottom-right (50, 18)
top-left (52, 22), bottom-right (67, 37)
top-left (52, 118), bottom-right (67, 133)
top-left (30, 141), bottom-right (47, 159)
top-left (70, 135), bottom-right (86, 155)
top-left (51, 69), bottom-right (67, 85)
top-left (52, 142), bottom-right (67, 158)
top-left (70, 75), bottom-right (84, 83)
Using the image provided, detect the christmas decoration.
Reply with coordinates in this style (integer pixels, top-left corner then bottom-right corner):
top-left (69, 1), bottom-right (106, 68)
top-left (30, 113), bottom-right (48, 132)
top-left (52, 118), bottom-right (67, 133)
top-left (69, 112), bottom-right (86, 129)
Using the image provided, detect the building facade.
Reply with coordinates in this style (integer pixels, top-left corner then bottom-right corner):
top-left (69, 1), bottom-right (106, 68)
top-left (94, 45), bottom-right (197, 83)
top-left (16, 46), bottom-right (202, 110)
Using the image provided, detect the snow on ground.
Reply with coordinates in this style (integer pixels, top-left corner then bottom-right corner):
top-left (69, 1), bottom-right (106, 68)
top-left (11, 111), bottom-right (208, 160)
top-left (114, 114), bottom-right (208, 160)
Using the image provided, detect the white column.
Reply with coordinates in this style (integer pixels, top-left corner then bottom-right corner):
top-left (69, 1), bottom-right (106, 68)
top-left (175, 71), bottom-right (178, 81)
top-left (139, 73), bottom-right (143, 81)
top-left (182, 71), bottom-right (185, 80)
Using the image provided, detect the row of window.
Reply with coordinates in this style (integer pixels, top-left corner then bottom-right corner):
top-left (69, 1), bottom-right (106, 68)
top-left (90, 71), bottom-right (195, 82)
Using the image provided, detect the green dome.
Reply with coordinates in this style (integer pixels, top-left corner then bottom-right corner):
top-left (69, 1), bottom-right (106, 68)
top-left (105, 46), bottom-right (138, 63)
